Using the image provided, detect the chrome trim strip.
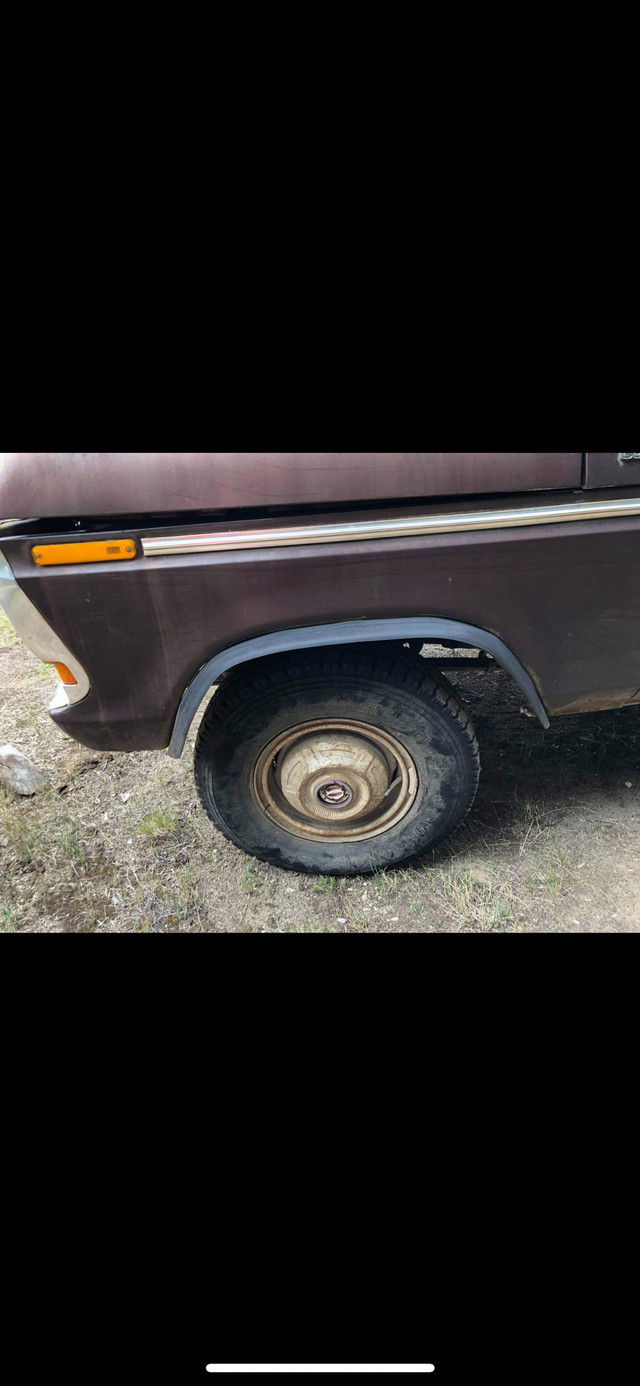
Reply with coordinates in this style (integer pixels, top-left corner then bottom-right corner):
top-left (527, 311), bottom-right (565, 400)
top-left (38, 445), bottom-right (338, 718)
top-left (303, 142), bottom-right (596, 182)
top-left (0, 552), bottom-right (91, 707)
top-left (142, 496), bottom-right (640, 557)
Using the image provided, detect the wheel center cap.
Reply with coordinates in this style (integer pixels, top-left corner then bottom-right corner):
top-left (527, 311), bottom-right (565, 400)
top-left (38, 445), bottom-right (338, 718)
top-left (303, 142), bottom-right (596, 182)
top-left (277, 730), bottom-right (392, 823)
top-left (315, 779), bottom-right (354, 807)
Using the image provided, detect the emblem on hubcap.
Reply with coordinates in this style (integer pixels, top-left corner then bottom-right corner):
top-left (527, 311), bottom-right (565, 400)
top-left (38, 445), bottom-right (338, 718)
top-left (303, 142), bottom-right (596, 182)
top-left (315, 779), bottom-right (355, 807)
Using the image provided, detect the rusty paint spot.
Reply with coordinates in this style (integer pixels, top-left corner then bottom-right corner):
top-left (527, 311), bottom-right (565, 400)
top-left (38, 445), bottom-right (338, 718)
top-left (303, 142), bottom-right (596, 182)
top-left (552, 690), bottom-right (638, 716)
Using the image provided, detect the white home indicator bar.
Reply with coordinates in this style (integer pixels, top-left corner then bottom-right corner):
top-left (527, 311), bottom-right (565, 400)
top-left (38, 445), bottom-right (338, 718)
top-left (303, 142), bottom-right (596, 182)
top-left (206, 1369), bottom-right (435, 1375)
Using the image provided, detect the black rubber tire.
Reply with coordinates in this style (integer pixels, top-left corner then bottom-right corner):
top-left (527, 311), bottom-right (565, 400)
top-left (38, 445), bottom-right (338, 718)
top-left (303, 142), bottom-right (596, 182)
top-left (194, 649), bottom-right (480, 875)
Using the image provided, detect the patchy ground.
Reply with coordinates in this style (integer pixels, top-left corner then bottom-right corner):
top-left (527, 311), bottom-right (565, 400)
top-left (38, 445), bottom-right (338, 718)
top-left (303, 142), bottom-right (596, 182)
top-left (1, 610), bottom-right (640, 933)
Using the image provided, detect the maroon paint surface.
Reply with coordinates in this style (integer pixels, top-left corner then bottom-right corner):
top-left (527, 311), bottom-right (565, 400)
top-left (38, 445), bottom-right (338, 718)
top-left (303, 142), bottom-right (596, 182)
top-left (0, 452), bottom-right (582, 517)
top-left (4, 489), bottom-right (640, 752)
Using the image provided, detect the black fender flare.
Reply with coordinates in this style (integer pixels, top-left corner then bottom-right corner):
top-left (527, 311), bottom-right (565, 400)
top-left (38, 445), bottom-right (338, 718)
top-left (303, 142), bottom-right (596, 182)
top-left (167, 617), bottom-right (549, 758)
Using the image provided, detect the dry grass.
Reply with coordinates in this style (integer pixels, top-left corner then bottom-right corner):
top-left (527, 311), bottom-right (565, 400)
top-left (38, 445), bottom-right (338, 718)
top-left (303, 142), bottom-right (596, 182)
top-left (2, 609), bottom-right (640, 932)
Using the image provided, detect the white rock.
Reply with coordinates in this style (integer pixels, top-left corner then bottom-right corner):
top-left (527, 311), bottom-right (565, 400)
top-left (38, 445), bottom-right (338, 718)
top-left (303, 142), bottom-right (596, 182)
top-left (0, 745), bottom-right (49, 796)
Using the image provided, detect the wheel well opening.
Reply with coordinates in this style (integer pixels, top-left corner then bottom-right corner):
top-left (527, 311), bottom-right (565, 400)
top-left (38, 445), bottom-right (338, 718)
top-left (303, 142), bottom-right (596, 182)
top-left (168, 620), bottom-right (549, 759)
top-left (209, 639), bottom-right (520, 707)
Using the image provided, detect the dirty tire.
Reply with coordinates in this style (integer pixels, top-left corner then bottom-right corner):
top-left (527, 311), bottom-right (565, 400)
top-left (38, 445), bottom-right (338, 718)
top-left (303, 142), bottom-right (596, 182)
top-left (194, 650), bottom-right (480, 875)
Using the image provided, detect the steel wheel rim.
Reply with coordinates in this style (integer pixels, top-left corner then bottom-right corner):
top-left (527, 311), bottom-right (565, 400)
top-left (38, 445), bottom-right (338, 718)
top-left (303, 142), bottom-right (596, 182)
top-left (253, 718), bottom-right (419, 842)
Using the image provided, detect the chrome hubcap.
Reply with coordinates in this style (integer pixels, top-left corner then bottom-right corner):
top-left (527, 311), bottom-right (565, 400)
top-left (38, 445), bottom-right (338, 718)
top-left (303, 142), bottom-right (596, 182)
top-left (253, 719), bottom-right (419, 843)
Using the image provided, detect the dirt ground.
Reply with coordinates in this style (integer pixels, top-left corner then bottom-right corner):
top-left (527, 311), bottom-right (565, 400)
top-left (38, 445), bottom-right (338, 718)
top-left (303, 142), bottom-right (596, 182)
top-left (2, 610), bottom-right (640, 933)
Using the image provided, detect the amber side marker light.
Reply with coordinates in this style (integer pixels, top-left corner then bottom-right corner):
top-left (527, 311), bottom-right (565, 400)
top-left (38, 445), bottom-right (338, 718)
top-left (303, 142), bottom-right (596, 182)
top-left (32, 540), bottom-right (137, 566)
top-left (45, 662), bottom-right (78, 686)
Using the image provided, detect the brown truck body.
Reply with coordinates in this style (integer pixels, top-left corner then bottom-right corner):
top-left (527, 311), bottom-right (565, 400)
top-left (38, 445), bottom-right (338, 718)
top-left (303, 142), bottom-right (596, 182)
top-left (0, 451), bottom-right (585, 515)
top-left (2, 452), bottom-right (640, 757)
